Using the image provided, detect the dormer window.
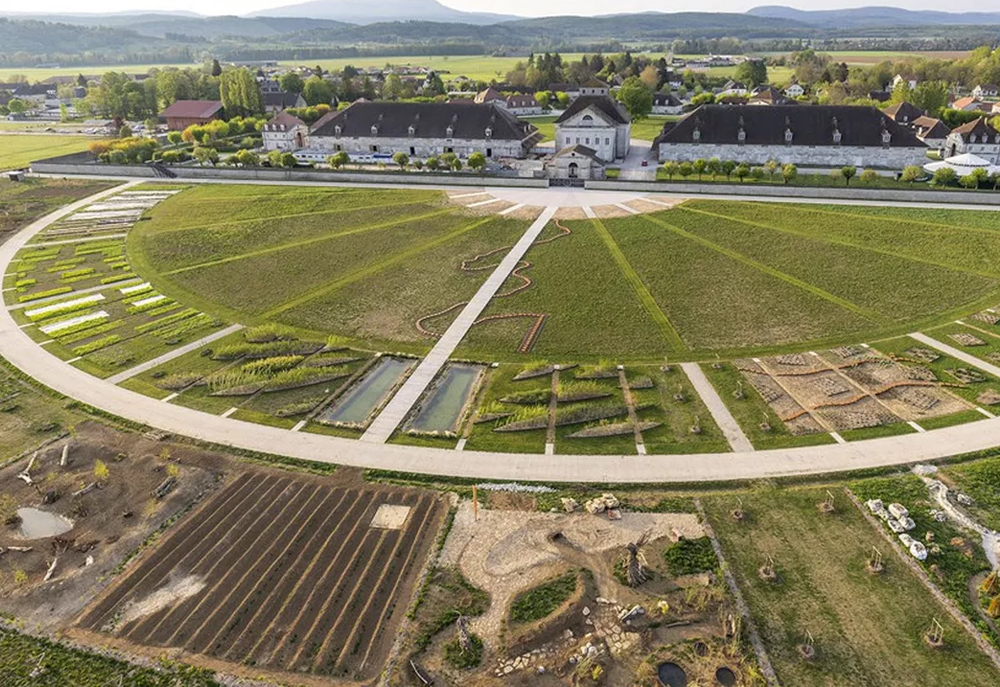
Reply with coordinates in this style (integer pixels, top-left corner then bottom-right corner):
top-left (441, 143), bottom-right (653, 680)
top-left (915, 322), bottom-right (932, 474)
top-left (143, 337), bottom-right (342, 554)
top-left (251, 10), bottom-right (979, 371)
top-left (692, 128), bottom-right (701, 143)
top-left (832, 130), bottom-right (842, 144)
top-left (582, 114), bottom-right (593, 124)
top-left (882, 130), bottom-right (891, 147)
top-left (971, 134), bottom-right (977, 143)
top-left (334, 125), bottom-right (341, 136)
top-left (446, 125), bottom-right (454, 138)
top-left (737, 128), bottom-right (746, 144)
top-left (784, 128), bottom-right (793, 144)
top-left (408, 125), bottom-right (415, 136)
top-left (995, 134), bottom-right (1000, 144)
top-left (485, 127), bottom-right (492, 138)
top-left (280, 124), bottom-right (286, 132)
top-left (370, 125), bottom-right (378, 135)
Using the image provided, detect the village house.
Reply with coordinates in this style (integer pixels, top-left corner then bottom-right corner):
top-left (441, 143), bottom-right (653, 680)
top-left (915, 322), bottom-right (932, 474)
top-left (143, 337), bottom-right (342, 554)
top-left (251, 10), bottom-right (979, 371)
top-left (12, 83), bottom-right (56, 109)
top-left (302, 101), bottom-right (541, 161)
top-left (748, 86), bottom-right (788, 106)
top-left (718, 80), bottom-right (749, 97)
top-left (262, 110), bottom-right (308, 152)
top-left (945, 117), bottom-right (1000, 161)
top-left (159, 100), bottom-right (224, 130)
top-left (552, 80), bottom-right (630, 162)
top-left (505, 94), bottom-right (542, 116)
top-left (263, 91), bottom-right (306, 114)
top-left (951, 96), bottom-right (988, 113)
top-left (655, 104), bottom-right (928, 168)
top-left (912, 116), bottom-right (951, 153)
top-left (891, 74), bottom-right (918, 90)
top-left (474, 87), bottom-right (505, 105)
top-left (882, 101), bottom-right (924, 125)
top-left (784, 81), bottom-right (805, 98)
top-left (651, 92), bottom-right (684, 115)
top-left (973, 84), bottom-right (999, 99)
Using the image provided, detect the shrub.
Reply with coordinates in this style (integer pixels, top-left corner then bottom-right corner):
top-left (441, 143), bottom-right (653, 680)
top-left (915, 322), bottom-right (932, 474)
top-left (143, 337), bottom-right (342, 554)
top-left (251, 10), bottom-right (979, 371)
top-left (443, 633), bottom-right (483, 669)
top-left (94, 459), bottom-right (109, 482)
top-left (662, 537), bottom-right (717, 575)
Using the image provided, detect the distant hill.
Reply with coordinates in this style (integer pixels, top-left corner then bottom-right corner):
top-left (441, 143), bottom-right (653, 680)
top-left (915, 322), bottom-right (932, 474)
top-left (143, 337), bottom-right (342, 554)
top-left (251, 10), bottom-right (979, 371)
top-left (748, 6), bottom-right (1000, 28)
top-left (506, 11), bottom-right (810, 39)
top-left (246, 0), bottom-right (518, 26)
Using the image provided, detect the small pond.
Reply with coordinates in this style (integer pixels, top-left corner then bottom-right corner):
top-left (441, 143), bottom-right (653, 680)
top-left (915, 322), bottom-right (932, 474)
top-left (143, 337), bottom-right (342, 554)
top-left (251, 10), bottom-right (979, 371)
top-left (318, 356), bottom-right (412, 426)
top-left (16, 507), bottom-right (73, 539)
top-left (407, 363), bottom-right (484, 434)
top-left (658, 662), bottom-right (688, 687)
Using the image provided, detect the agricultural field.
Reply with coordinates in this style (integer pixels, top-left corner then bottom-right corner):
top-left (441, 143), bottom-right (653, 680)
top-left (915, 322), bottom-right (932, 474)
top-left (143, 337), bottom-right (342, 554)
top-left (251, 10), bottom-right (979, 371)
top-left (75, 471), bottom-right (446, 682)
top-left (703, 486), bottom-right (1000, 686)
top-left (0, 134), bottom-right (94, 171)
top-left (0, 176), bottom-right (113, 247)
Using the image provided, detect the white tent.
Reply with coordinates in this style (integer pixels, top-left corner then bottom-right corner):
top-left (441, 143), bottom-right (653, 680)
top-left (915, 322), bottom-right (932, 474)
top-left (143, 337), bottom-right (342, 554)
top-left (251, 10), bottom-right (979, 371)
top-left (924, 152), bottom-right (1000, 177)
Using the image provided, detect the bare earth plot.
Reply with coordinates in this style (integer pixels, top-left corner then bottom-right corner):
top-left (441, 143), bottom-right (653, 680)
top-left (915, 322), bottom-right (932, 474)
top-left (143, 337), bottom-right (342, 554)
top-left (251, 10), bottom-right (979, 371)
top-left (74, 472), bottom-right (446, 682)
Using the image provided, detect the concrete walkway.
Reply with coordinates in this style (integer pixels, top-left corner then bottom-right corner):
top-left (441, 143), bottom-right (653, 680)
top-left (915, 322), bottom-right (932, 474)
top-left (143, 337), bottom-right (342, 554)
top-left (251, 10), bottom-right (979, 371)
top-left (9, 183), bottom-right (1000, 482)
top-left (361, 206), bottom-right (558, 443)
top-left (681, 362), bottom-right (754, 453)
top-left (105, 324), bottom-right (244, 384)
top-left (910, 332), bottom-right (1000, 377)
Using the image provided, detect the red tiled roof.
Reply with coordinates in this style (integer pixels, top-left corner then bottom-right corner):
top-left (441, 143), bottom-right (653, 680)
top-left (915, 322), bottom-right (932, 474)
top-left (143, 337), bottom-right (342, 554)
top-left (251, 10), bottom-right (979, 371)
top-left (160, 100), bottom-right (223, 118)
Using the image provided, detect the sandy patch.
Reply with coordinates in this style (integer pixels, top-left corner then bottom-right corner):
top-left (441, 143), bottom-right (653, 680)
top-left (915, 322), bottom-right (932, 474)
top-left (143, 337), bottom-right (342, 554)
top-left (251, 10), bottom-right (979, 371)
top-left (371, 503), bottom-right (412, 529)
top-left (116, 574), bottom-right (205, 629)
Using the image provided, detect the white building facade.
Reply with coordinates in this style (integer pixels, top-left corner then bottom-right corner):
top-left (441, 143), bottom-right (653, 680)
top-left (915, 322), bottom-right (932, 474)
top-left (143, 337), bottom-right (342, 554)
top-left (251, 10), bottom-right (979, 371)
top-left (552, 84), bottom-right (630, 162)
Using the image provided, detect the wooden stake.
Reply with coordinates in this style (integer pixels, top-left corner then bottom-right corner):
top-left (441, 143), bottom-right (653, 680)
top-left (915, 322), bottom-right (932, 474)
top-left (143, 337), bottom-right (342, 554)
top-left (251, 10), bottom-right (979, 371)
top-left (472, 485), bottom-right (478, 521)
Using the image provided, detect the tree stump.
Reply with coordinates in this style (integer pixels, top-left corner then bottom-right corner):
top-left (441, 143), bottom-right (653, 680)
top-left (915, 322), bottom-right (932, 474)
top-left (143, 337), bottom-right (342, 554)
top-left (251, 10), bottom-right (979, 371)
top-left (798, 644), bottom-right (816, 661)
top-left (758, 564), bottom-right (777, 583)
top-left (865, 559), bottom-right (884, 575)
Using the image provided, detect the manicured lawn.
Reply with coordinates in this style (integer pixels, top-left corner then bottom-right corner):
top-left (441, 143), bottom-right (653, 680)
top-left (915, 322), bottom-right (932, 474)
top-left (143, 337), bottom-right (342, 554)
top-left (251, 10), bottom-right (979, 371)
top-left (703, 487), bottom-right (999, 686)
top-left (0, 134), bottom-right (94, 171)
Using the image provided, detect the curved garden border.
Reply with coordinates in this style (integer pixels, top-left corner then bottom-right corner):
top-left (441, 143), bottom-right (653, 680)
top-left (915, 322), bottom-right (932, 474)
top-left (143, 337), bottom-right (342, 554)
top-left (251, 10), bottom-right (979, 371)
top-left (6, 184), bottom-right (1000, 483)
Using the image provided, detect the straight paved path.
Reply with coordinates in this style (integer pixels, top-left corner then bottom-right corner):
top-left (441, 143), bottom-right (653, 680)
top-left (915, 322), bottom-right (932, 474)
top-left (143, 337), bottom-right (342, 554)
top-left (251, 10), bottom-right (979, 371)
top-left (910, 332), bottom-right (1000, 378)
top-left (361, 206), bottom-right (558, 443)
top-left (105, 324), bottom-right (244, 384)
top-left (8, 182), bottom-right (1000, 482)
top-left (681, 362), bottom-right (754, 453)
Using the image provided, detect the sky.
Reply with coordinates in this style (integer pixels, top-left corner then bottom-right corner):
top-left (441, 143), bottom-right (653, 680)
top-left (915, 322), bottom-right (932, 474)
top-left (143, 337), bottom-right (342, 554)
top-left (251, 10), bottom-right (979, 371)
top-left (2, 0), bottom-right (974, 18)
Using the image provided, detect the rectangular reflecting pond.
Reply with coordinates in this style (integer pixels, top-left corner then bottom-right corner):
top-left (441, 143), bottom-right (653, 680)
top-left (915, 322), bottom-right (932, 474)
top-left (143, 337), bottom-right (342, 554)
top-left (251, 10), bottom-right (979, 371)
top-left (407, 363), bottom-right (485, 434)
top-left (318, 356), bottom-right (413, 426)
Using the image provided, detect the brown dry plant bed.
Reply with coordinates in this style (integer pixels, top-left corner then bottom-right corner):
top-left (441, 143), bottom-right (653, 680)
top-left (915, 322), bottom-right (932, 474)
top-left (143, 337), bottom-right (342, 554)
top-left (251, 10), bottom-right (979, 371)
top-left (74, 469), bottom-right (448, 683)
top-left (0, 422), bottom-right (222, 629)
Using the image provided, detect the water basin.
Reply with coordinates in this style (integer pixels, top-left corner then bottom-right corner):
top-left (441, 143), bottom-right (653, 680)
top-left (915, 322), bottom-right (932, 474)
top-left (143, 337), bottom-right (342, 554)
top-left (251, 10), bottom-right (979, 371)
top-left (715, 667), bottom-right (736, 686)
top-left (407, 364), bottom-right (484, 434)
top-left (16, 507), bottom-right (73, 539)
top-left (318, 357), bottom-right (412, 426)
top-left (657, 662), bottom-right (688, 687)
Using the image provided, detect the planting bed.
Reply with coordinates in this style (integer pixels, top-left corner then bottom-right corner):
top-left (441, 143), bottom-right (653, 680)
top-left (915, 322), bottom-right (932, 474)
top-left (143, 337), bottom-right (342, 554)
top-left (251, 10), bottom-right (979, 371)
top-left (75, 472), bottom-right (446, 682)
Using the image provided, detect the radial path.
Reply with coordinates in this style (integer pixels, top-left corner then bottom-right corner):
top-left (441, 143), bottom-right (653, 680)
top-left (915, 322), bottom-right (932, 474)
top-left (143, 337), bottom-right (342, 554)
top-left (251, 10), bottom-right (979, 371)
top-left (361, 206), bottom-right (558, 443)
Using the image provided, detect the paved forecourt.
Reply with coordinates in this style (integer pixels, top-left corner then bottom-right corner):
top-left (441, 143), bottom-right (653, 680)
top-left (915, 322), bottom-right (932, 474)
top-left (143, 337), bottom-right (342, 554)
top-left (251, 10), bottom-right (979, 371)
top-left (8, 182), bottom-right (1000, 482)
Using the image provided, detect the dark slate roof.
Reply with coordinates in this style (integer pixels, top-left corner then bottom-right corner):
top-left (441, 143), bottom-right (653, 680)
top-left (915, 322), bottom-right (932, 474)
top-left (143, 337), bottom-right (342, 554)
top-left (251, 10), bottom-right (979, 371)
top-left (264, 92), bottom-right (304, 109)
top-left (582, 77), bottom-right (608, 89)
top-left (13, 83), bottom-right (53, 96)
top-left (554, 95), bottom-right (630, 125)
top-left (912, 116), bottom-right (950, 139)
top-left (159, 100), bottom-right (223, 119)
top-left (653, 92), bottom-right (682, 107)
top-left (310, 101), bottom-right (538, 143)
top-left (882, 101), bottom-right (924, 123)
top-left (552, 144), bottom-right (599, 159)
top-left (264, 111), bottom-right (306, 131)
top-left (548, 83), bottom-right (578, 93)
top-left (951, 116), bottom-right (1000, 142)
top-left (657, 104), bottom-right (926, 148)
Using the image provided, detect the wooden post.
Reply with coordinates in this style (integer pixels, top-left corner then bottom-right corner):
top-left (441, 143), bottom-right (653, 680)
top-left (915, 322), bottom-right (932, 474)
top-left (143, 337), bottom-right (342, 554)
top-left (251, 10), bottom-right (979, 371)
top-left (472, 484), bottom-right (478, 521)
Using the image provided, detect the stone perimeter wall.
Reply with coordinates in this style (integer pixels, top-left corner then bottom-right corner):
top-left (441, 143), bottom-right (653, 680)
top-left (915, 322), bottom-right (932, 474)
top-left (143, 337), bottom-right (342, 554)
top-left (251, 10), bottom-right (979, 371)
top-left (657, 142), bottom-right (928, 169)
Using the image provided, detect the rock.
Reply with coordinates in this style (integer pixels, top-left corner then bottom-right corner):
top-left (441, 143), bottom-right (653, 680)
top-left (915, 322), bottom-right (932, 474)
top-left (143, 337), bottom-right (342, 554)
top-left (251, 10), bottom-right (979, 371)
top-left (537, 666), bottom-right (546, 675)
top-left (957, 493), bottom-right (974, 506)
top-left (504, 665), bottom-right (513, 674)
top-left (561, 497), bottom-right (579, 513)
top-left (618, 605), bottom-right (644, 622)
top-left (584, 499), bottom-right (606, 514)
top-left (601, 493), bottom-right (620, 509)
top-left (582, 606), bottom-right (591, 616)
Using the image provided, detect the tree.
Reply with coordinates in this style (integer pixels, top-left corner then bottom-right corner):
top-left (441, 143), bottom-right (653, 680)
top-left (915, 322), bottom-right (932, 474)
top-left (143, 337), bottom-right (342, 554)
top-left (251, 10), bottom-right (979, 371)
top-left (392, 151), bottom-right (410, 170)
top-left (910, 81), bottom-right (949, 116)
top-left (692, 158), bottom-right (707, 180)
top-left (960, 173), bottom-right (980, 189)
top-left (382, 74), bottom-right (404, 100)
top-left (229, 149), bottom-right (259, 167)
top-left (706, 157), bottom-right (721, 180)
top-left (859, 169), bottom-right (880, 185)
top-left (556, 91), bottom-right (570, 109)
top-left (220, 67), bottom-right (264, 118)
top-left (901, 165), bottom-right (923, 184)
top-left (764, 159), bottom-right (778, 182)
top-left (932, 167), bottom-right (957, 186)
top-left (639, 64), bottom-right (660, 91)
top-left (734, 59), bottom-right (768, 87)
top-left (616, 76), bottom-right (653, 120)
top-left (210, 59), bottom-right (222, 77)
top-left (750, 166), bottom-right (765, 182)
top-left (841, 166), bottom-right (857, 185)
top-left (279, 72), bottom-right (305, 94)
top-left (662, 161), bottom-right (678, 179)
top-left (534, 91), bottom-right (550, 110)
top-left (678, 162), bottom-right (694, 179)
top-left (721, 160), bottom-right (736, 180)
top-left (193, 146), bottom-right (219, 166)
top-left (735, 163), bottom-right (750, 182)
top-left (468, 151), bottom-right (486, 173)
top-left (7, 98), bottom-right (26, 114)
top-left (426, 156), bottom-right (440, 171)
top-left (327, 150), bottom-right (349, 169)
top-left (781, 163), bottom-right (798, 184)
top-left (280, 152), bottom-right (298, 168)
top-left (302, 76), bottom-right (334, 106)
